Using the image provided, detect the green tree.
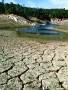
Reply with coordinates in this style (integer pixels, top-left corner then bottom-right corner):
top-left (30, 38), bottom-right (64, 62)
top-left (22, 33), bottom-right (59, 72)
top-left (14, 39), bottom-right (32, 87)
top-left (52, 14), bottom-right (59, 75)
top-left (0, 2), bottom-right (5, 13)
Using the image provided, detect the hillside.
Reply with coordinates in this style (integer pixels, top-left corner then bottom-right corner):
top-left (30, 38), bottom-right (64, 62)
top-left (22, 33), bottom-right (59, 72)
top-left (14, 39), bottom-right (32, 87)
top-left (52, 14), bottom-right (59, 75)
top-left (0, 14), bottom-right (48, 29)
top-left (0, 14), bottom-right (37, 29)
top-left (0, 14), bottom-right (31, 29)
top-left (0, 14), bottom-right (68, 29)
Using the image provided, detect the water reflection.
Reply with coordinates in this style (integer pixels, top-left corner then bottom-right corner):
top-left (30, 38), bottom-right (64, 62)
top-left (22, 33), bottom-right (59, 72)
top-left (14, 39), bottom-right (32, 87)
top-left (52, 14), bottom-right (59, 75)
top-left (17, 24), bottom-right (62, 36)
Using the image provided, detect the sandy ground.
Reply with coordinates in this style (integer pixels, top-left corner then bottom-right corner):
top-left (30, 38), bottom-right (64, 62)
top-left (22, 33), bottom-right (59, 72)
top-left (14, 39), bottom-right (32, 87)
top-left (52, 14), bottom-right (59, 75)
top-left (53, 28), bottom-right (68, 33)
top-left (0, 30), bottom-right (68, 90)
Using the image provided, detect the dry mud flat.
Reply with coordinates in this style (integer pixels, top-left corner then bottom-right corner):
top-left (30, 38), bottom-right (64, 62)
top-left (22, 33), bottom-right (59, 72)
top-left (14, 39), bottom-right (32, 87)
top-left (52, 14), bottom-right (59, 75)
top-left (0, 30), bottom-right (68, 90)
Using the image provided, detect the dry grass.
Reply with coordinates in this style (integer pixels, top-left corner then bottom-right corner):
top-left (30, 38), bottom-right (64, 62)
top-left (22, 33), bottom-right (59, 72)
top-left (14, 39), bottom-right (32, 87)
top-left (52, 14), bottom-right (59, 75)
top-left (0, 18), bottom-right (22, 29)
top-left (57, 25), bottom-right (68, 30)
top-left (0, 15), bottom-right (30, 29)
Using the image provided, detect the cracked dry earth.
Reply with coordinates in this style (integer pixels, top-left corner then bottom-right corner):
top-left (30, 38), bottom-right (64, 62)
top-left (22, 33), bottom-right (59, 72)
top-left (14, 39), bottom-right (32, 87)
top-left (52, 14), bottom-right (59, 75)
top-left (0, 30), bottom-right (68, 90)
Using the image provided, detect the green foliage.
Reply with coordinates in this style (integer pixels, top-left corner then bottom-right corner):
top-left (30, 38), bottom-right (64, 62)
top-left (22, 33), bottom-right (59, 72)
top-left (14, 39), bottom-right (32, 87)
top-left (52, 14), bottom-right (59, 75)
top-left (0, 2), bottom-right (5, 13)
top-left (0, 2), bottom-right (68, 20)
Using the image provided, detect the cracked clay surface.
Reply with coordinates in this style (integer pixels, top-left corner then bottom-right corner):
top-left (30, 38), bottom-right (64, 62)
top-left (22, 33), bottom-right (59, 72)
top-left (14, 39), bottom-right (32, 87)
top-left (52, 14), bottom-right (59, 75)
top-left (0, 30), bottom-right (68, 90)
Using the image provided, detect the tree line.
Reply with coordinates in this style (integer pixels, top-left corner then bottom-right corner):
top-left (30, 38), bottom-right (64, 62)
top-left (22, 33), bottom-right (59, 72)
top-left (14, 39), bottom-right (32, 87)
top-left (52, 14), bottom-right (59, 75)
top-left (0, 2), bottom-right (68, 20)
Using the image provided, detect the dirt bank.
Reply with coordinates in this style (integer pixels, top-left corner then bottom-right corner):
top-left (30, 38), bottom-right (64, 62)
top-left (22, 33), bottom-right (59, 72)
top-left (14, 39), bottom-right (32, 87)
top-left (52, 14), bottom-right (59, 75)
top-left (0, 14), bottom-right (37, 29)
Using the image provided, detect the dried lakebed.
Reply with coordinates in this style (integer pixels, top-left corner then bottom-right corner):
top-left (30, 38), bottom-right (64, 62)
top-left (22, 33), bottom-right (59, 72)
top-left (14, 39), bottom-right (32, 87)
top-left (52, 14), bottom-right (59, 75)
top-left (0, 30), bottom-right (68, 90)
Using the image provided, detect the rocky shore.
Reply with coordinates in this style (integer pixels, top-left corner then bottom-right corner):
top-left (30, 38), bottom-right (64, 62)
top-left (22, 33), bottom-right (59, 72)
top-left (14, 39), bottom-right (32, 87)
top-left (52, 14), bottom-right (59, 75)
top-left (0, 30), bottom-right (68, 90)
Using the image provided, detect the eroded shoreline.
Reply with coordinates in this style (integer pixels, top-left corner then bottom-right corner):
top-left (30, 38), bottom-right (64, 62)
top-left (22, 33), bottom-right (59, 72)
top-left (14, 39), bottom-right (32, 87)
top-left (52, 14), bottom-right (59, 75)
top-left (0, 30), bottom-right (68, 90)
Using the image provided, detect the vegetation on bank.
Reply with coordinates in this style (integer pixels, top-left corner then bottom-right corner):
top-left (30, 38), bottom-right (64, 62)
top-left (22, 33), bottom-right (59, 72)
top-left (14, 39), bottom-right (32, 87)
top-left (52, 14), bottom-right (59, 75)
top-left (0, 2), bottom-right (68, 21)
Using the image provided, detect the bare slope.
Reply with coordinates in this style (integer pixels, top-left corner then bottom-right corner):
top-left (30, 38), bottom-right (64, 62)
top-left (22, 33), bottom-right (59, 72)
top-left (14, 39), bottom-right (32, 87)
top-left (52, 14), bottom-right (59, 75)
top-left (0, 14), bottom-right (31, 29)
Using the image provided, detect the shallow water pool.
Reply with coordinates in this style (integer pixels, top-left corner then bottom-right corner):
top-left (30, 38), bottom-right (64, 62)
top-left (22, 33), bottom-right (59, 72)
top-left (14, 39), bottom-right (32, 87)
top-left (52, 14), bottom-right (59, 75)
top-left (17, 24), bottom-right (63, 36)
